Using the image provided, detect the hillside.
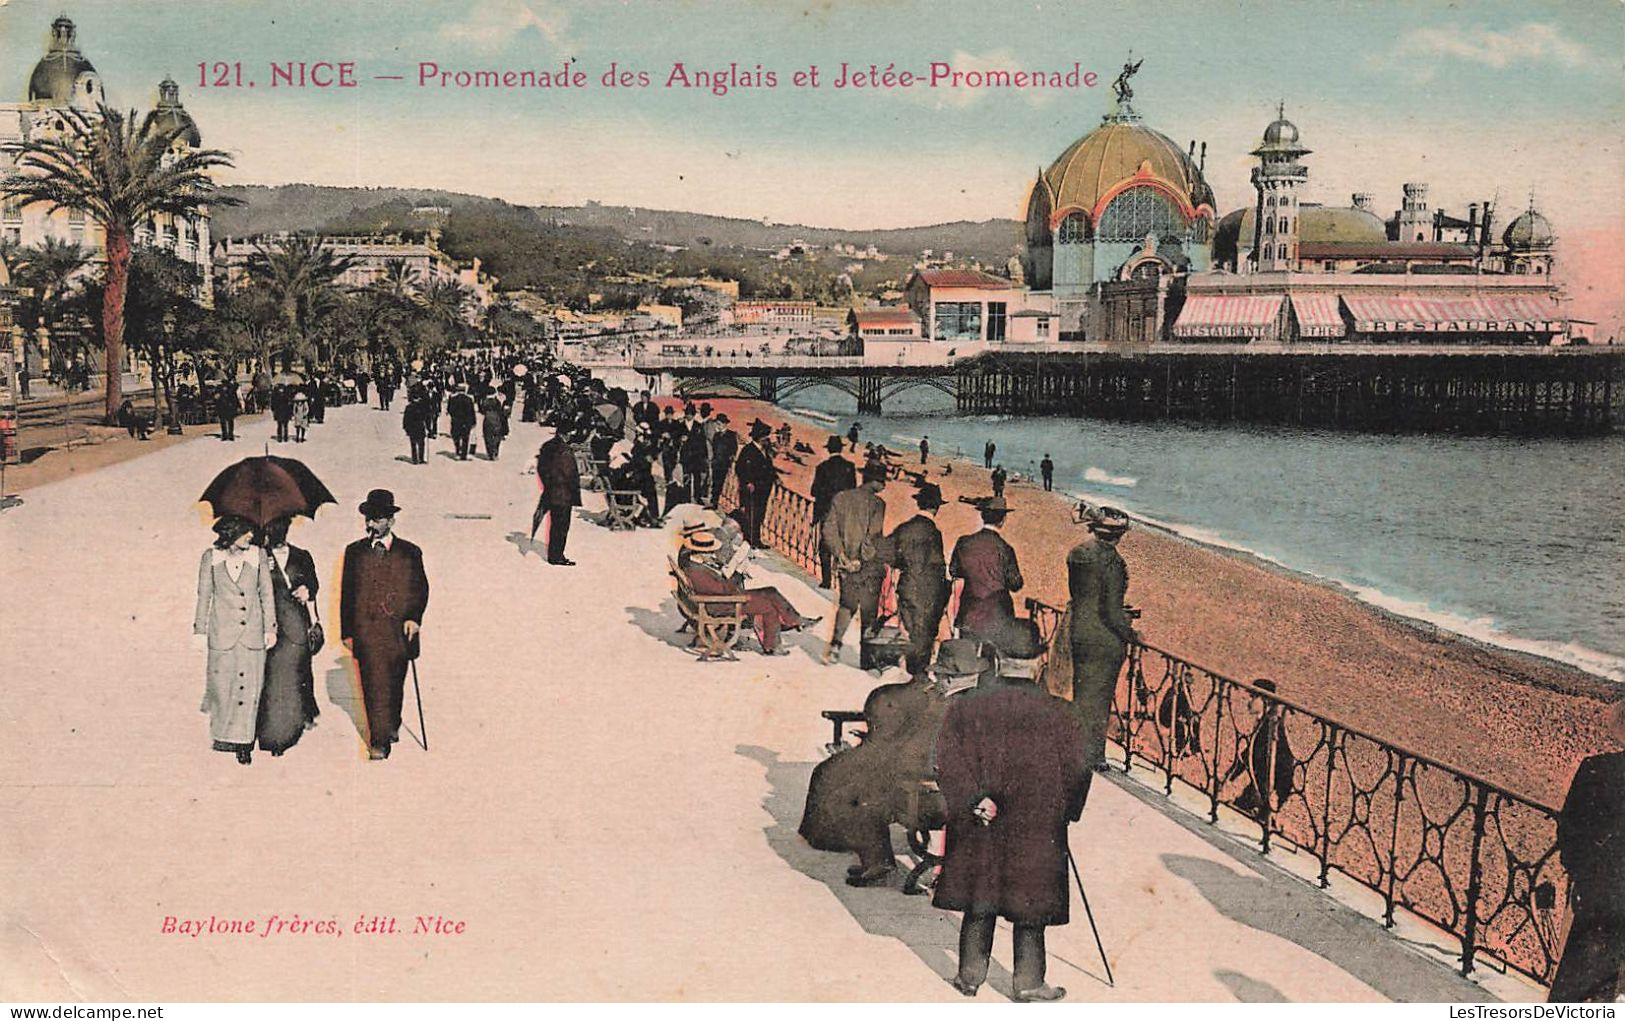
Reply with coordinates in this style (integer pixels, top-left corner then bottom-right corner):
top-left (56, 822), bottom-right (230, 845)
top-left (210, 184), bottom-right (1021, 260)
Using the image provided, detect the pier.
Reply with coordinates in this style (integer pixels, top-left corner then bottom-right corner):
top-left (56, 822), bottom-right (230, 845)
top-left (630, 344), bottom-right (1625, 435)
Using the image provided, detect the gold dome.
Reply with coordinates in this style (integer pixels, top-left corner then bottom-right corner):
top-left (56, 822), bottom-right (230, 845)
top-left (1041, 116), bottom-right (1211, 226)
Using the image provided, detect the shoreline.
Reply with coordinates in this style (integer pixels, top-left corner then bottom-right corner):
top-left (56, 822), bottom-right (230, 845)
top-left (687, 396), bottom-right (1617, 805)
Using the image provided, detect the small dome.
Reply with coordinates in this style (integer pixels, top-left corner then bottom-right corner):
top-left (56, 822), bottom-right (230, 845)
top-left (28, 16), bottom-right (99, 105)
top-left (1502, 207), bottom-right (1554, 250)
top-left (1215, 203), bottom-right (1388, 264)
top-left (142, 77), bottom-right (202, 147)
top-left (1263, 117), bottom-right (1299, 146)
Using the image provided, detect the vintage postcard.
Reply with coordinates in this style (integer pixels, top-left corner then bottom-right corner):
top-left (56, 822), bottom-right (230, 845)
top-left (1, 0), bottom-right (1621, 1007)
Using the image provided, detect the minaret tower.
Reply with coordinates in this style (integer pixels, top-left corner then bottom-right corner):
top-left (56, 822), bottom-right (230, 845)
top-left (1250, 103), bottom-right (1310, 272)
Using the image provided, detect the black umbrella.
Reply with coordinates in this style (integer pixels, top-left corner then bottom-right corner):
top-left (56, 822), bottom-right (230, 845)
top-left (200, 455), bottom-right (336, 527)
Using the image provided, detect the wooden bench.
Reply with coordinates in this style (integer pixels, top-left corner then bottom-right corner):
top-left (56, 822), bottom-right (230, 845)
top-left (668, 556), bottom-right (750, 660)
top-left (605, 491), bottom-right (647, 531)
top-left (571, 448), bottom-right (599, 491)
top-left (818, 709), bottom-right (945, 896)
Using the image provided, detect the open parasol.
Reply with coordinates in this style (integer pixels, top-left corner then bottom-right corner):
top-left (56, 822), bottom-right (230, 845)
top-left (200, 455), bottom-right (336, 527)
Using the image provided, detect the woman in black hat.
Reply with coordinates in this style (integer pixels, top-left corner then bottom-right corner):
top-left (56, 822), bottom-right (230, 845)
top-left (192, 515), bottom-right (278, 764)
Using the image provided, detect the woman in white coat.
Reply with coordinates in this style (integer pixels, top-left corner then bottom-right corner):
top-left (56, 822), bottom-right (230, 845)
top-left (194, 515), bottom-right (277, 764)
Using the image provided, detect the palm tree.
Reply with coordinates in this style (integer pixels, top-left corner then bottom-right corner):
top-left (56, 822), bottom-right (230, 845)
top-left (416, 279), bottom-right (473, 352)
top-left (214, 286), bottom-right (281, 383)
top-left (2, 105), bottom-right (238, 421)
top-left (244, 233), bottom-right (361, 372)
top-left (9, 237), bottom-right (90, 377)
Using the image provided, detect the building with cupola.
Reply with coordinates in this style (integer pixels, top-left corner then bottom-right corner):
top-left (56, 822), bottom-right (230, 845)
top-left (0, 17), bottom-right (214, 307)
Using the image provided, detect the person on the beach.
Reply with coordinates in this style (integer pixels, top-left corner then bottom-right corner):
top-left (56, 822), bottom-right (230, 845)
top-left (983, 440), bottom-right (995, 469)
top-left (1066, 505), bottom-right (1138, 776)
top-left (193, 515), bottom-right (277, 766)
top-left (990, 464), bottom-right (1007, 498)
top-left (848, 421), bottom-right (861, 452)
top-left (822, 461), bottom-right (889, 665)
top-left (256, 516), bottom-right (320, 755)
top-left (920, 435), bottom-right (930, 465)
top-left (934, 634), bottom-right (1087, 1002)
top-left (888, 483), bottom-right (950, 680)
top-left (734, 419), bottom-right (778, 547)
top-left (1549, 697), bottom-right (1625, 1002)
top-left (340, 490), bottom-right (430, 761)
top-left (1041, 455), bottom-right (1055, 492)
top-left (950, 497), bottom-right (1023, 644)
top-left (810, 435), bottom-right (857, 588)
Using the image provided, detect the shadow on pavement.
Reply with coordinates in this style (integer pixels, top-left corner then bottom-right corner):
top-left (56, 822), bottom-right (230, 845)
top-left (624, 599), bottom-right (830, 662)
top-left (323, 654), bottom-right (368, 745)
top-left (1215, 969), bottom-right (1290, 1002)
top-left (503, 531), bottom-right (548, 558)
top-left (1160, 852), bottom-right (1486, 1001)
top-left (734, 743), bottom-right (1018, 1001)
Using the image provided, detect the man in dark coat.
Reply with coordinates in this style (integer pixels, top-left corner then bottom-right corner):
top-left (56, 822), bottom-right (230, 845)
top-left (680, 416), bottom-right (712, 510)
top-left (934, 636), bottom-right (1088, 1002)
top-left (950, 498), bottom-right (1024, 643)
top-left (530, 431), bottom-right (582, 566)
top-left (889, 483), bottom-right (949, 680)
top-left (340, 490), bottom-right (430, 760)
top-left (708, 416), bottom-right (738, 507)
top-left (446, 384), bottom-right (477, 459)
top-left (479, 391), bottom-right (509, 460)
top-left (822, 462), bottom-right (888, 665)
top-left (402, 394), bottom-right (431, 464)
top-left (983, 440), bottom-right (995, 469)
top-left (990, 465), bottom-right (1007, 498)
top-left (270, 385), bottom-right (293, 443)
top-left (1549, 698), bottom-right (1625, 1002)
top-left (216, 384), bottom-right (239, 441)
top-left (1040, 454), bottom-right (1055, 492)
top-left (631, 390), bottom-right (660, 431)
top-left (810, 435), bottom-right (857, 588)
top-left (799, 639), bottom-right (982, 886)
top-left (353, 368), bottom-right (370, 405)
top-left (1066, 505), bottom-right (1138, 775)
top-left (733, 420), bottom-right (779, 547)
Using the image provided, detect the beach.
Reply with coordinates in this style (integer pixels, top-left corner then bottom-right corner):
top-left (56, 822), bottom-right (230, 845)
top-left (693, 398), bottom-right (1619, 806)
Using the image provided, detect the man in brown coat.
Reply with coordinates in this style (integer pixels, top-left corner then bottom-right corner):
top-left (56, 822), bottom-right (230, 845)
top-left (531, 431), bottom-right (582, 566)
top-left (1549, 697), bottom-right (1625, 1002)
top-left (821, 461), bottom-right (888, 665)
top-left (340, 490), bottom-right (430, 760)
top-left (934, 629), bottom-right (1088, 1002)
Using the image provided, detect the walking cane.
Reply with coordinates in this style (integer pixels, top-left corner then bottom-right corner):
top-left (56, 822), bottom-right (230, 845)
top-left (1067, 850), bottom-right (1114, 987)
top-left (409, 659), bottom-right (429, 751)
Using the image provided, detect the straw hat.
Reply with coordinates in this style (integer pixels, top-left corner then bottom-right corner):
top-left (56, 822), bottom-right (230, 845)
top-left (683, 530), bottom-right (721, 553)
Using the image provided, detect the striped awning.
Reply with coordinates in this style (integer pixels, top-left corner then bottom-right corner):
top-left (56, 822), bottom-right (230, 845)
top-left (1289, 293), bottom-right (1345, 338)
top-left (1172, 295), bottom-right (1285, 338)
top-left (1343, 295), bottom-right (1563, 332)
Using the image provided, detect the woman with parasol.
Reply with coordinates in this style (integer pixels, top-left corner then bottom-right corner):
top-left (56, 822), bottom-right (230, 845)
top-left (192, 515), bottom-right (278, 764)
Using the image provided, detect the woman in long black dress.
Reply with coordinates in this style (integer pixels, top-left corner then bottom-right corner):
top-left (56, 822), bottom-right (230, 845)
top-left (257, 517), bottom-right (321, 755)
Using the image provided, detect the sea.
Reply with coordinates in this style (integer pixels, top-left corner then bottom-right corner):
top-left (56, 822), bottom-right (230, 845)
top-left (780, 388), bottom-right (1625, 684)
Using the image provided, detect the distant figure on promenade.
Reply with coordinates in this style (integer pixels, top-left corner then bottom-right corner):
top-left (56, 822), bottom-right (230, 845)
top-left (983, 440), bottom-right (995, 469)
top-left (531, 430), bottom-right (581, 566)
top-left (480, 390), bottom-right (509, 460)
top-left (193, 515), bottom-right (276, 766)
top-left (291, 390), bottom-right (310, 443)
top-left (822, 462), bottom-right (889, 665)
top-left (799, 639), bottom-right (983, 887)
top-left (340, 490), bottom-right (430, 761)
top-left (950, 498), bottom-right (1024, 645)
top-left (256, 517), bottom-right (320, 756)
top-left (1066, 505), bottom-right (1138, 776)
top-left (402, 393), bottom-right (431, 465)
top-left (447, 384), bottom-right (477, 460)
top-left (680, 413), bottom-right (712, 508)
top-left (848, 421), bottom-right (862, 452)
top-left (270, 386), bottom-right (292, 443)
top-left (632, 390), bottom-right (660, 431)
top-left (1549, 697), bottom-right (1625, 1002)
top-left (353, 368), bottom-right (370, 405)
top-left (216, 384), bottom-right (239, 442)
top-left (734, 419), bottom-right (779, 547)
top-left (919, 435), bottom-right (930, 465)
top-left (888, 482), bottom-right (949, 680)
top-left (810, 435), bottom-right (857, 588)
top-left (377, 369), bottom-right (396, 411)
top-left (991, 465), bottom-right (1007, 498)
top-left (934, 633), bottom-right (1087, 1002)
top-left (708, 414), bottom-right (737, 507)
top-left (1041, 454), bottom-right (1055, 492)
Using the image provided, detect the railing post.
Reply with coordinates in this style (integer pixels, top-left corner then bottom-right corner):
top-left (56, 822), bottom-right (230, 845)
top-left (1383, 753), bottom-right (1409, 928)
top-left (1460, 784), bottom-right (1491, 976)
top-left (1259, 699), bottom-right (1280, 855)
top-left (1206, 676), bottom-right (1227, 824)
top-left (1317, 724), bottom-right (1339, 889)
top-left (1119, 644), bottom-right (1141, 772)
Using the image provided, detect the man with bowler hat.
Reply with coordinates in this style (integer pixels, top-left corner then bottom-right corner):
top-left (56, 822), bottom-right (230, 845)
top-left (888, 482), bottom-right (949, 679)
top-left (810, 435), bottom-right (857, 588)
top-left (340, 490), bottom-right (430, 760)
top-left (447, 384), bottom-right (477, 460)
top-left (708, 414), bottom-right (737, 507)
top-left (733, 419), bottom-right (779, 547)
top-left (531, 430), bottom-right (581, 565)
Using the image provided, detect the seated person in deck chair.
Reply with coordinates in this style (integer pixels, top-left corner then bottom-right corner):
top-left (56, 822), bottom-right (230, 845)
top-left (676, 527), bottom-right (817, 656)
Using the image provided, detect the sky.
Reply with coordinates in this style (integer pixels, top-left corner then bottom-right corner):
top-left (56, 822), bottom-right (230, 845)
top-left (1, 1), bottom-right (1621, 249)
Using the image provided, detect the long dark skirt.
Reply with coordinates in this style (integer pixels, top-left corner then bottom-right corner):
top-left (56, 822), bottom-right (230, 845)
top-left (258, 640), bottom-right (315, 753)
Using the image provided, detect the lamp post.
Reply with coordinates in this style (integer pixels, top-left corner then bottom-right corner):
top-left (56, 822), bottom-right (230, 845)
top-left (163, 311), bottom-right (183, 434)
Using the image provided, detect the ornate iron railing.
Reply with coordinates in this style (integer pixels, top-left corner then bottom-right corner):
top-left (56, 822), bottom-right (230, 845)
top-left (721, 466), bottom-right (1567, 986)
top-left (1026, 598), bottom-right (1566, 986)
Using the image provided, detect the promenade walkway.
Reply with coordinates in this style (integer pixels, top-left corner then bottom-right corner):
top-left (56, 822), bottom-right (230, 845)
top-left (0, 402), bottom-right (1531, 1001)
